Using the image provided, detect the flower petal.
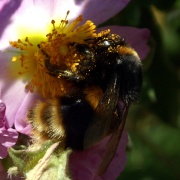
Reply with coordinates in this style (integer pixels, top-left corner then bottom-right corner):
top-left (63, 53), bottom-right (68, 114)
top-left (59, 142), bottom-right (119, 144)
top-left (0, 144), bottom-right (8, 159)
top-left (68, 130), bottom-right (128, 179)
top-left (101, 26), bottom-right (151, 60)
top-left (0, 80), bottom-right (28, 128)
top-left (100, 131), bottom-right (127, 180)
top-left (0, 127), bottom-right (18, 147)
top-left (33, 0), bottom-right (131, 25)
top-left (0, 100), bottom-right (6, 128)
top-left (0, 0), bottom-right (35, 50)
top-left (14, 91), bottom-right (41, 135)
top-left (33, 0), bottom-right (84, 21)
top-left (79, 0), bottom-right (131, 25)
top-left (0, 50), bottom-right (27, 128)
top-left (0, 0), bottom-right (22, 38)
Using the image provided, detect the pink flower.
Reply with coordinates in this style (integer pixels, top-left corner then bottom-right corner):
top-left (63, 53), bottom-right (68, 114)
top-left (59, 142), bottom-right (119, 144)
top-left (69, 130), bottom-right (128, 180)
top-left (0, 100), bottom-right (18, 159)
top-left (0, 0), bottom-right (150, 134)
top-left (0, 0), bottom-right (150, 178)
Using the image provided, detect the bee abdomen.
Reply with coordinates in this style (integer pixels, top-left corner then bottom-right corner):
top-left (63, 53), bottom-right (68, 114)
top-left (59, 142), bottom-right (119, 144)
top-left (27, 97), bottom-right (94, 150)
top-left (27, 99), bottom-right (66, 143)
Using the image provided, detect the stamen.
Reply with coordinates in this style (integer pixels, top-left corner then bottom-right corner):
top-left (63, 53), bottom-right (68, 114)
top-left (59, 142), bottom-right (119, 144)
top-left (59, 10), bottom-right (70, 28)
top-left (51, 20), bottom-right (55, 30)
top-left (9, 11), bottom-right (101, 98)
top-left (25, 37), bottom-right (33, 46)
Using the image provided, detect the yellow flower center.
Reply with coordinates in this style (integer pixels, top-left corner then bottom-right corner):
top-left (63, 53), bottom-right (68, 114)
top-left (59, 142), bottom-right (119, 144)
top-left (9, 11), bottom-right (107, 98)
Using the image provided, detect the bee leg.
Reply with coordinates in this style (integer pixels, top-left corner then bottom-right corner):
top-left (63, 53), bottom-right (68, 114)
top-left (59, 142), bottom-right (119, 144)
top-left (45, 59), bottom-right (84, 82)
top-left (37, 44), bottom-right (84, 81)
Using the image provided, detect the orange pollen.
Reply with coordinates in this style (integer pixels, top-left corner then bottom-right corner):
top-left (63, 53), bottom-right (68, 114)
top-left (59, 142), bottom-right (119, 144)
top-left (9, 11), bottom-right (99, 98)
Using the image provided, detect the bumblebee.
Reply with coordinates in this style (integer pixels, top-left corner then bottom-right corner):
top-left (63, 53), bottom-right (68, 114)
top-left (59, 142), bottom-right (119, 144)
top-left (27, 33), bottom-right (142, 175)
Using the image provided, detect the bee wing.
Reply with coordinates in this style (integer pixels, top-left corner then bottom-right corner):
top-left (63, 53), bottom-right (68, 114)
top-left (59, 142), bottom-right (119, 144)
top-left (98, 104), bottom-right (129, 175)
top-left (83, 72), bottom-right (120, 148)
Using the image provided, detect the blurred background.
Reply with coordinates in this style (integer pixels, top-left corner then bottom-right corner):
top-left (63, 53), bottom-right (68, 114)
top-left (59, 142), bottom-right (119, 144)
top-left (101, 0), bottom-right (180, 179)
